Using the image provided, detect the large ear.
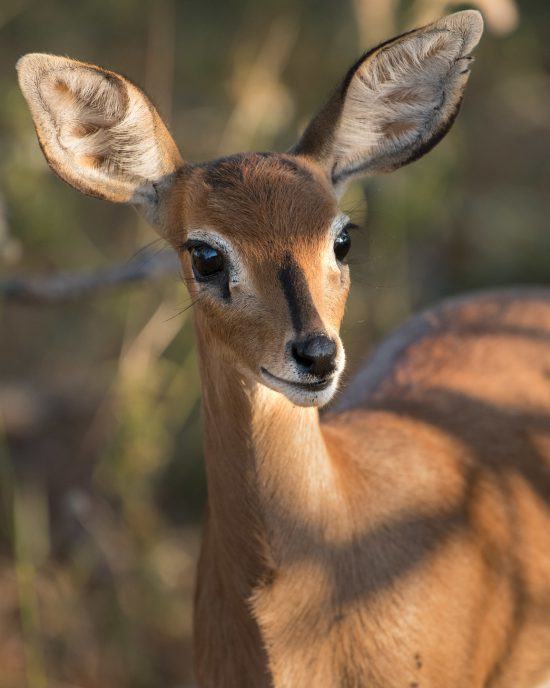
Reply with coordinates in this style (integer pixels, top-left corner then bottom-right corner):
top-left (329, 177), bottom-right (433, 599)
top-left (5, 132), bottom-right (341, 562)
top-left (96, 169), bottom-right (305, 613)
top-left (16, 53), bottom-right (183, 223)
top-left (292, 10), bottom-right (483, 190)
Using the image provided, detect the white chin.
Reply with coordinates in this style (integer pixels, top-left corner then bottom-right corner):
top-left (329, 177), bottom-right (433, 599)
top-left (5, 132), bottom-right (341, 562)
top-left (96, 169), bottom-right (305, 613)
top-left (260, 374), bottom-right (338, 408)
top-left (285, 385), bottom-right (337, 407)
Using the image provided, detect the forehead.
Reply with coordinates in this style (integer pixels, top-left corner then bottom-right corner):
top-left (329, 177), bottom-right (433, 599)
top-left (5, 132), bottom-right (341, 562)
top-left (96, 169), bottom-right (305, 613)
top-left (181, 152), bottom-right (338, 252)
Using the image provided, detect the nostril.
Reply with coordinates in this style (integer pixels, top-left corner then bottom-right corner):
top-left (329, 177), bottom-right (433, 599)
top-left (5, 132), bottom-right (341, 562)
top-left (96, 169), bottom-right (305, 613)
top-left (291, 335), bottom-right (337, 377)
top-left (291, 341), bottom-right (311, 369)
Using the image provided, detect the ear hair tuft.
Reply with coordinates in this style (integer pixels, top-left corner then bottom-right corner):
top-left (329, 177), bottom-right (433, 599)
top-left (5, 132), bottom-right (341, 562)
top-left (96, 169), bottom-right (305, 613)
top-left (292, 10), bottom-right (483, 190)
top-left (16, 53), bottom-right (183, 224)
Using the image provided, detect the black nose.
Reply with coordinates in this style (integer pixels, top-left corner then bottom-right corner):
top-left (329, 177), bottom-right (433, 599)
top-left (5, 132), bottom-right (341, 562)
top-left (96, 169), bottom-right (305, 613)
top-left (291, 334), bottom-right (337, 377)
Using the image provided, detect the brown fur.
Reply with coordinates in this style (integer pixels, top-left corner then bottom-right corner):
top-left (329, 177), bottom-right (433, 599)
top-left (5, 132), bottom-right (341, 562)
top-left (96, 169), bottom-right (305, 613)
top-left (16, 10), bottom-right (550, 687)
top-left (193, 289), bottom-right (550, 688)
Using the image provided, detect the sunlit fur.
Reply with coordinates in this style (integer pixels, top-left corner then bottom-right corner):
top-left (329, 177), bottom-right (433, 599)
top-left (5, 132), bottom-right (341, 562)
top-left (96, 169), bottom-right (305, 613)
top-left (16, 53), bottom-right (182, 213)
top-left (164, 153), bottom-right (349, 407)
top-left (293, 11), bottom-right (483, 191)
top-left (334, 12), bottom-right (482, 180)
top-left (17, 10), bottom-right (550, 687)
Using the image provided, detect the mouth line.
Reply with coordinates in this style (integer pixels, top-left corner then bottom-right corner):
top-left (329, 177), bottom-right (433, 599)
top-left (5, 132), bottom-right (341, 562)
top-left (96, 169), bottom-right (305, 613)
top-left (260, 367), bottom-right (334, 392)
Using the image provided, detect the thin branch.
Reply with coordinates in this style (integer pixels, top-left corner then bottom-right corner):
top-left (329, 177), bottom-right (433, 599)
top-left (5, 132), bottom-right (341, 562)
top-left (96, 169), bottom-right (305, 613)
top-left (0, 249), bottom-right (180, 305)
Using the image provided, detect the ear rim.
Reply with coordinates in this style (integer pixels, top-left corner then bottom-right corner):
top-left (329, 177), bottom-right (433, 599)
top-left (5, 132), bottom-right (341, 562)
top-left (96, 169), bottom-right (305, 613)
top-left (16, 52), bottom-right (184, 207)
top-left (292, 10), bottom-right (484, 187)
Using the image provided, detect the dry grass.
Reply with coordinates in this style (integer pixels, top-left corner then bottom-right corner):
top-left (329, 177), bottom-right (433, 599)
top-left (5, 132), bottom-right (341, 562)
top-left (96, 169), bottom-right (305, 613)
top-left (1, 0), bottom-right (547, 685)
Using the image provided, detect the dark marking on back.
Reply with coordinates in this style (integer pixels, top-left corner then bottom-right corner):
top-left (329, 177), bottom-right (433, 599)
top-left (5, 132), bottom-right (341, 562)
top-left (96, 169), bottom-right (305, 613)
top-left (278, 252), bottom-right (323, 335)
top-left (414, 653), bottom-right (423, 670)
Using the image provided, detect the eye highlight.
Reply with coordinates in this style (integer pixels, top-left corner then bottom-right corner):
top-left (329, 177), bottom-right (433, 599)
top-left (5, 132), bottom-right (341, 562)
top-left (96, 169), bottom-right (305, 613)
top-left (189, 242), bottom-right (224, 279)
top-left (334, 225), bottom-right (353, 263)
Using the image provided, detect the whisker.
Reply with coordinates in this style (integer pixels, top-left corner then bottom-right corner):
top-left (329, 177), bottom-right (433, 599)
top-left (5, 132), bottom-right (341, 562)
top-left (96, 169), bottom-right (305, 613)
top-left (342, 197), bottom-right (368, 222)
top-left (128, 237), bottom-right (166, 263)
top-left (163, 297), bottom-right (201, 322)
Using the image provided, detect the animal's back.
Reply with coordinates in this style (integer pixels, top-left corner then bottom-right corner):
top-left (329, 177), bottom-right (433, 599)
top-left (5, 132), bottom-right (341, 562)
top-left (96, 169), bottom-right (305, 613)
top-left (322, 288), bottom-right (550, 686)
top-left (336, 287), bottom-right (550, 415)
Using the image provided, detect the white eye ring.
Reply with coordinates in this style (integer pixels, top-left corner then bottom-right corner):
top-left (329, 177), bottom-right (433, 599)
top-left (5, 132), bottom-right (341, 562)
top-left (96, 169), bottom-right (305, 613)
top-left (331, 213), bottom-right (351, 238)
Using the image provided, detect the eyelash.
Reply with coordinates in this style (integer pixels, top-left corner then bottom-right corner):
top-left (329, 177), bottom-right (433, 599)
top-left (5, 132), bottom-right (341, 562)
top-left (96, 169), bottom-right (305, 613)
top-left (177, 223), bottom-right (359, 266)
top-left (341, 221), bottom-right (359, 233)
top-left (179, 238), bottom-right (206, 252)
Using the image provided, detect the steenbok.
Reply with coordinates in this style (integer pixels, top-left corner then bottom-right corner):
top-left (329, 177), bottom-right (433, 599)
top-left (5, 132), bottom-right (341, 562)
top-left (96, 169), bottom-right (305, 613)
top-left (17, 10), bottom-right (550, 687)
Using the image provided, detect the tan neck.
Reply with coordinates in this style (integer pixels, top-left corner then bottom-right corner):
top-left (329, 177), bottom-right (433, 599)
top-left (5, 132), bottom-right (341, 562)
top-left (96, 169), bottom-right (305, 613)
top-left (195, 319), bottom-right (341, 583)
top-left (193, 318), bottom-right (358, 686)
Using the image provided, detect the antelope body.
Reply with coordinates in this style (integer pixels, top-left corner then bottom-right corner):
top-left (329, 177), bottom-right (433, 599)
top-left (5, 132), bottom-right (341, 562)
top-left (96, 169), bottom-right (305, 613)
top-left (17, 11), bottom-right (550, 687)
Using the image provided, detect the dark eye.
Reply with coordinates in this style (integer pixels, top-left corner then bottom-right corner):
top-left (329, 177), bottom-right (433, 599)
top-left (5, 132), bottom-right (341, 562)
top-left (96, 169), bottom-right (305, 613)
top-left (190, 243), bottom-right (224, 278)
top-left (334, 227), bottom-right (351, 262)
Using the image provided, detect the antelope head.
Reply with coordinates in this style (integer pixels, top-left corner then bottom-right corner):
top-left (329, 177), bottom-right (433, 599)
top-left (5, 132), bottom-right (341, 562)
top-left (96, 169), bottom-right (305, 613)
top-left (17, 10), bottom-right (483, 407)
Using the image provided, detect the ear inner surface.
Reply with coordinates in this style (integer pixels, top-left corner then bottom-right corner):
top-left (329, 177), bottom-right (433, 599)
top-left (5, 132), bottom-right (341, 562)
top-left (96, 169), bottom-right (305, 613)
top-left (16, 53), bottom-right (183, 210)
top-left (292, 10), bottom-right (483, 187)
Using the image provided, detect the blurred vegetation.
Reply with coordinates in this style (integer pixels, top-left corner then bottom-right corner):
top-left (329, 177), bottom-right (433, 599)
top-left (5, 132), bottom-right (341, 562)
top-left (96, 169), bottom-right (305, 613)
top-left (0, 0), bottom-right (548, 686)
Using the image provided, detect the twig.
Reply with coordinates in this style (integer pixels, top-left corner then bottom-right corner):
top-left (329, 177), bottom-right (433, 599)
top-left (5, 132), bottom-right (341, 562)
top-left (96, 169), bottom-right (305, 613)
top-left (0, 249), bottom-right (180, 305)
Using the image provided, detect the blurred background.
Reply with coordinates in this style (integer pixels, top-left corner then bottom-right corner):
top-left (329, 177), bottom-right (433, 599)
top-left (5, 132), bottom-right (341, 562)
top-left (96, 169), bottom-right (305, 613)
top-left (0, 0), bottom-right (548, 686)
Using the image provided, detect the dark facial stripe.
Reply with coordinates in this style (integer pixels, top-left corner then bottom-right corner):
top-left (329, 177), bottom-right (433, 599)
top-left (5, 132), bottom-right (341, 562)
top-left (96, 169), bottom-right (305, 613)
top-left (278, 253), bottom-right (323, 335)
